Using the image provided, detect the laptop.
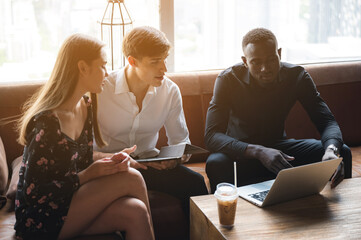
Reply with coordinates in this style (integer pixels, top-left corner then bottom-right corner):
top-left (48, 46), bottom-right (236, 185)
top-left (237, 158), bottom-right (342, 207)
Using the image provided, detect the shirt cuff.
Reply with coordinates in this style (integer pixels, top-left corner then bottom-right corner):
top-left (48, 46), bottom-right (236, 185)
top-left (324, 139), bottom-right (342, 151)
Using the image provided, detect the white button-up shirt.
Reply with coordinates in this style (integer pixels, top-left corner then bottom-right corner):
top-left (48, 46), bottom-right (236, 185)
top-left (94, 67), bottom-right (190, 158)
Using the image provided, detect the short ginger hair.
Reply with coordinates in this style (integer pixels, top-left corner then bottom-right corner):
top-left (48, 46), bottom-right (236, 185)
top-left (122, 26), bottom-right (171, 59)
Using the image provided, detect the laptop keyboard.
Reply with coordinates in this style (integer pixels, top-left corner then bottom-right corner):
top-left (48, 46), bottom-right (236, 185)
top-left (249, 190), bottom-right (269, 202)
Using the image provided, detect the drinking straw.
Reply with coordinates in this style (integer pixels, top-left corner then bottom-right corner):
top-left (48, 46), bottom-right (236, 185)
top-left (234, 162), bottom-right (237, 187)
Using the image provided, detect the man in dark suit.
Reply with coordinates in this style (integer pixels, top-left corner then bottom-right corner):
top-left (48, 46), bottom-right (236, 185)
top-left (205, 28), bottom-right (352, 193)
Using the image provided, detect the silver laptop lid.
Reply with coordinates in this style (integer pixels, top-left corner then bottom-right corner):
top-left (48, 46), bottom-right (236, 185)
top-left (262, 158), bottom-right (342, 206)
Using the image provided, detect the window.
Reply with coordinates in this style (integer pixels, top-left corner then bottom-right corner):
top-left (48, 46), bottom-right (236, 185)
top-left (173, 0), bottom-right (361, 71)
top-left (0, 0), bottom-right (159, 83)
top-left (1, 0), bottom-right (361, 82)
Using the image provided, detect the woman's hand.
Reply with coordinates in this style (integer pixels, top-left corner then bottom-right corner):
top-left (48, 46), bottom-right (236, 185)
top-left (80, 148), bottom-right (141, 185)
top-left (121, 145), bottom-right (137, 155)
top-left (110, 152), bottom-right (131, 171)
top-left (117, 145), bottom-right (148, 170)
top-left (78, 158), bottom-right (128, 185)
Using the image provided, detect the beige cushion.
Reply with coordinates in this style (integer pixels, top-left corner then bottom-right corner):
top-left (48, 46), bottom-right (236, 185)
top-left (0, 137), bottom-right (8, 195)
top-left (5, 156), bottom-right (22, 201)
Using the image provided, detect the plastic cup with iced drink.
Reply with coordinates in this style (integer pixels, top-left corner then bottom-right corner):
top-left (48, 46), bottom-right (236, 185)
top-left (214, 183), bottom-right (238, 228)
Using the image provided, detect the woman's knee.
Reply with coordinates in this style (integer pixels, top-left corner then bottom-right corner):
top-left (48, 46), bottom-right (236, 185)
top-left (114, 168), bottom-right (146, 189)
top-left (127, 168), bottom-right (144, 181)
top-left (118, 198), bottom-right (150, 227)
top-left (129, 168), bottom-right (147, 188)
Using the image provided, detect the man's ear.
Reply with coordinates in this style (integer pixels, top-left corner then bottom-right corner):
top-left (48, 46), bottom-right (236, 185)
top-left (278, 48), bottom-right (282, 60)
top-left (78, 60), bottom-right (88, 76)
top-left (241, 56), bottom-right (248, 68)
top-left (128, 56), bottom-right (136, 67)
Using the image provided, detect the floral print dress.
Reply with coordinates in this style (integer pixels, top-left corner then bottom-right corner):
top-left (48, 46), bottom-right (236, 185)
top-left (14, 96), bottom-right (94, 239)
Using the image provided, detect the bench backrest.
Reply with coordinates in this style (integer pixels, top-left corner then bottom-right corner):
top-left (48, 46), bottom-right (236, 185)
top-left (1, 61), bottom-right (361, 164)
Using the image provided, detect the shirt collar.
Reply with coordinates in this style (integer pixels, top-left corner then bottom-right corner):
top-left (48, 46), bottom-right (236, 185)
top-left (147, 85), bottom-right (157, 94)
top-left (246, 62), bottom-right (284, 87)
top-left (114, 66), bottom-right (157, 95)
top-left (114, 67), bottom-right (130, 94)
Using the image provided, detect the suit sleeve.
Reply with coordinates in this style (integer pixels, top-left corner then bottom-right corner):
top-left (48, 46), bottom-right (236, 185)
top-left (204, 74), bottom-right (248, 160)
top-left (297, 71), bottom-right (343, 149)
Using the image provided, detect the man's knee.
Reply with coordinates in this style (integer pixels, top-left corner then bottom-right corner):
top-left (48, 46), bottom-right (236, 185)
top-left (186, 169), bottom-right (208, 195)
top-left (206, 153), bottom-right (232, 173)
top-left (164, 165), bottom-right (208, 196)
top-left (206, 153), bottom-right (233, 193)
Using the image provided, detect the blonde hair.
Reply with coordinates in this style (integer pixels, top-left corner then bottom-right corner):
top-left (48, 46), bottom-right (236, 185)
top-left (17, 33), bottom-right (106, 148)
top-left (122, 26), bottom-right (171, 59)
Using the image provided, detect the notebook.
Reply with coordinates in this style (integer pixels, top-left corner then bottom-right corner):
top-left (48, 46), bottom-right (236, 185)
top-left (136, 143), bottom-right (208, 163)
top-left (237, 158), bottom-right (342, 207)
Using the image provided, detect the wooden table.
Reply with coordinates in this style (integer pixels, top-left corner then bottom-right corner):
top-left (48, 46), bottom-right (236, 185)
top-left (190, 178), bottom-right (361, 240)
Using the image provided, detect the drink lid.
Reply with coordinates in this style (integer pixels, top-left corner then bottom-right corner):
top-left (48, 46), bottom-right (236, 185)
top-left (214, 183), bottom-right (238, 200)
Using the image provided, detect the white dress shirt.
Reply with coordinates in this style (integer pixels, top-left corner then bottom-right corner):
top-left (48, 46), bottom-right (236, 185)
top-left (94, 67), bottom-right (190, 158)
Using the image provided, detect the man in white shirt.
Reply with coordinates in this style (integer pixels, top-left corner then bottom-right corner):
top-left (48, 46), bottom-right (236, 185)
top-left (94, 26), bottom-right (208, 219)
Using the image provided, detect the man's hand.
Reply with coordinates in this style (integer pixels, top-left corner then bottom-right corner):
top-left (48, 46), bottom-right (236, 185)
top-left (322, 147), bottom-right (344, 188)
top-left (244, 145), bottom-right (295, 174)
top-left (180, 154), bottom-right (192, 163)
top-left (322, 147), bottom-right (339, 161)
top-left (143, 160), bottom-right (178, 170)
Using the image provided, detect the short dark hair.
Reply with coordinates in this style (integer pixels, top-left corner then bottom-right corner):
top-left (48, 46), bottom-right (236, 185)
top-left (122, 26), bottom-right (171, 59)
top-left (242, 28), bottom-right (278, 52)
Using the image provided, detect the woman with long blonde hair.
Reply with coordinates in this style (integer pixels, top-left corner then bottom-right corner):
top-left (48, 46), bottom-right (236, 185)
top-left (15, 33), bottom-right (154, 240)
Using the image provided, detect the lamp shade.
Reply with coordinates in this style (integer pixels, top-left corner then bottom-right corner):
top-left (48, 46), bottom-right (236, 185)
top-left (100, 0), bottom-right (133, 70)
